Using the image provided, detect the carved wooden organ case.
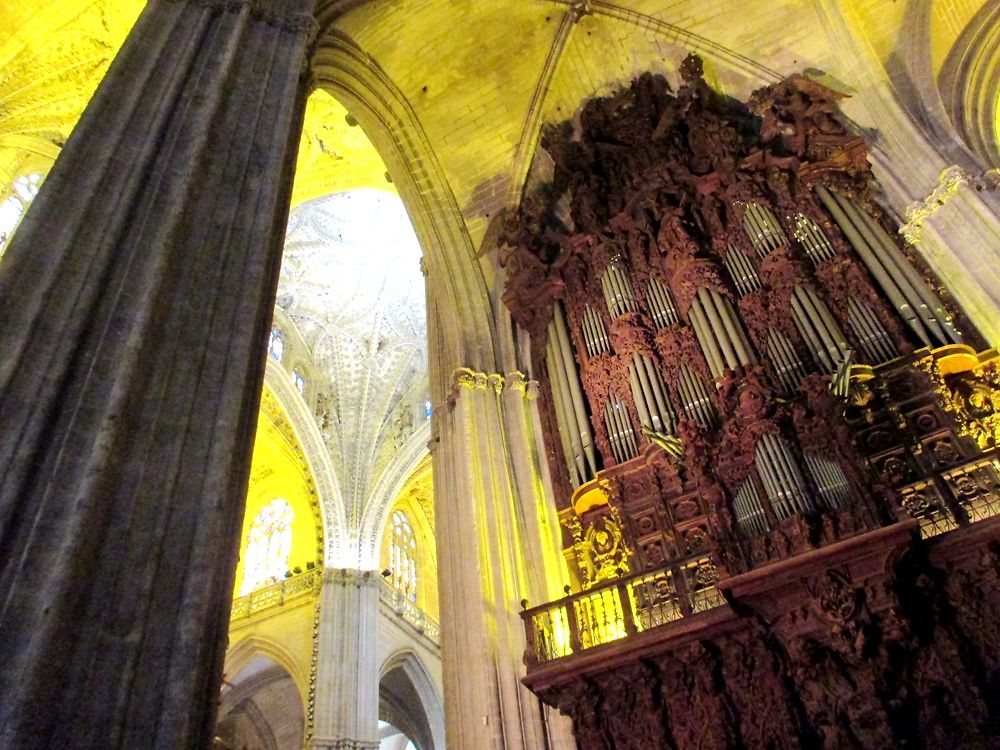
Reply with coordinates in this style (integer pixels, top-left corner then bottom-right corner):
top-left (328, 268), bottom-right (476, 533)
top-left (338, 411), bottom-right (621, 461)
top-left (501, 55), bottom-right (995, 595)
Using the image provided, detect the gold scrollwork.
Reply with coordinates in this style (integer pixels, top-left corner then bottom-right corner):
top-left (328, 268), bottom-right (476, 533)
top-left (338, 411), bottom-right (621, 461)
top-left (563, 507), bottom-right (632, 589)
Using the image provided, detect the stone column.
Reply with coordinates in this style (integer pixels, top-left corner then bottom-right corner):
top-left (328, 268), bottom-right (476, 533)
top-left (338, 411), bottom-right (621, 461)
top-left (898, 167), bottom-right (1000, 347)
top-left (313, 568), bottom-right (381, 750)
top-left (0, 1), bottom-right (316, 748)
top-left (434, 369), bottom-right (574, 750)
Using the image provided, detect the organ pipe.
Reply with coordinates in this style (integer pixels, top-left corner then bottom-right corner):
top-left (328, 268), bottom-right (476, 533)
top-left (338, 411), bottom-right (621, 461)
top-left (816, 185), bottom-right (952, 348)
top-left (765, 330), bottom-right (808, 392)
top-left (676, 364), bottom-right (717, 427)
top-left (629, 353), bottom-right (676, 435)
top-left (688, 301), bottom-right (726, 378)
top-left (755, 433), bottom-right (812, 520)
top-left (546, 330), bottom-right (585, 486)
top-left (698, 288), bottom-right (739, 368)
top-left (580, 305), bottom-right (611, 358)
top-left (847, 297), bottom-right (898, 363)
top-left (646, 278), bottom-right (679, 328)
top-left (604, 397), bottom-right (638, 463)
top-left (742, 202), bottom-right (788, 258)
top-left (550, 306), bottom-right (599, 481)
top-left (804, 453), bottom-right (852, 510)
top-left (793, 213), bottom-right (836, 265)
top-left (723, 244), bottom-right (762, 297)
top-left (691, 288), bottom-right (756, 378)
top-left (733, 476), bottom-right (768, 536)
top-left (628, 365), bottom-right (653, 429)
top-left (790, 285), bottom-right (848, 373)
top-left (601, 259), bottom-right (639, 318)
top-left (850, 201), bottom-right (961, 345)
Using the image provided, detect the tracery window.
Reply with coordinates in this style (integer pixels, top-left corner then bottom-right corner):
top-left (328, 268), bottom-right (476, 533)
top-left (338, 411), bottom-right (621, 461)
top-left (0, 173), bottom-right (42, 256)
top-left (388, 509), bottom-right (418, 602)
top-left (240, 498), bottom-right (294, 595)
top-left (268, 327), bottom-right (284, 362)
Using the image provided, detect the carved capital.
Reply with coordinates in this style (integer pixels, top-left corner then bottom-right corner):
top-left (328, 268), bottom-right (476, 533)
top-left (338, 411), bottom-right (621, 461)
top-left (899, 165), bottom-right (999, 244)
top-left (453, 367), bottom-right (478, 390)
top-left (487, 373), bottom-right (505, 395)
top-left (322, 567), bottom-right (380, 589)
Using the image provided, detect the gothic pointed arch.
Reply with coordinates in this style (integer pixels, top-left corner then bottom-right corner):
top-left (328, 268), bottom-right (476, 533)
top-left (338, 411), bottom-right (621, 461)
top-left (310, 30), bottom-right (500, 384)
top-left (264, 358), bottom-right (348, 560)
top-left (378, 649), bottom-right (445, 750)
top-left (360, 419), bottom-right (430, 568)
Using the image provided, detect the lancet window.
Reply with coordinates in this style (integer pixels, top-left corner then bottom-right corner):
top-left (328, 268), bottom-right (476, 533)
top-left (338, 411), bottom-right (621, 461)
top-left (268, 327), bottom-right (284, 362)
top-left (240, 499), bottom-right (294, 595)
top-left (388, 510), bottom-right (418, 602)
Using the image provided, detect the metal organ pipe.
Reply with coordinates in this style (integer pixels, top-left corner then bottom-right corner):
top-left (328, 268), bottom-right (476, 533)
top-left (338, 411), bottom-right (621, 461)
top-left (711, 289), bottom-right (755, 365)
top-left (733, 476), bottom-right (768, 536)
top-left (765, 330), bottom-right (807, 392)
top-left (553, 307), bottom-right (598, 475)
top-left (546, 328), bottom-right (585, 486)
top-left (804, 453), bottom-right (852, 509)
top-left (602, 407), bottom-right (622, 463)
top-left (723, 245), bottom-right (761, 297)
top-left (677, 364), bottom-right (717, 427)
top-left (601, 261), bottom-right (638, 318)
top-left (697, 288), bottom-right (740, 369)
top-left (816, 185), bottom-right (933, 347)
top-left (582, 305), bottom-right (611, 357)
top-left (697, 288), bottom-right (756, 369)
top-left (628, 364), bottom-right (653, 429)
top-left (793, 213), bottom-right (836, 265)
top-left (743, 202), bottom-right (788, 258)
top-left (632, 350), bottom-right (673, 437)
top-left (580, 306), bottom-right (598, 357)
top-left (847, 297), bottom-right (898, 363)
top-left (791, 286), bottom-right (847, 372)
top-left (604, 397), bottom-right (637, 462)
top-left (646, 278), bottom-right (679, 328)
top-left (755, 440), bottom-right (787, 519)
top-left (838, 196), bottom-right (945, 343)
top-left (642, 356), bottom-right (674, 432)
top-left (688, 300), bottom-right (726, 379)
top-left (850, 202), bottom-right (961, 345)
top-left (756, 433), bottom-right (812, 518)
top-left (630, 354), bottom-right (659, 429)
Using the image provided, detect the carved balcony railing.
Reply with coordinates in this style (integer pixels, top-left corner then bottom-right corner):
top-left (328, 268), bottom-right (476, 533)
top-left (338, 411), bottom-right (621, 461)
top-left (896, 451), bottom-right (1000, 538)
top-left (520, 556), bottom-right (726, 666)
top-left (230, 569), bottom-right (322, 622)
top-left (378, 578), bottom-right (441, 643)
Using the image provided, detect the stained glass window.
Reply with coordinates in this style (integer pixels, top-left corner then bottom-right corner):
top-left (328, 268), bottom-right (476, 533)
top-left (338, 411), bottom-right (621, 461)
top-left (240, 498), bottom-right (294, 595)
top-left (0, 173), bottom-right (42, 256)
top-left (293, 370), bottom-right (306, 394)
top-left (268, 327), bottom-right (284, 362)
top-left (389, 509), bottom-right (418, 602)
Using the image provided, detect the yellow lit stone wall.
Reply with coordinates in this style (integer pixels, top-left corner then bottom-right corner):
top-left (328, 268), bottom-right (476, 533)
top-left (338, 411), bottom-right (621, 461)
top-left (0, 0), bottom-right (143, 189)
top-left (0, 1), bottom-right (392, 204)
top-left (381, 456), bottom-right (439, 622)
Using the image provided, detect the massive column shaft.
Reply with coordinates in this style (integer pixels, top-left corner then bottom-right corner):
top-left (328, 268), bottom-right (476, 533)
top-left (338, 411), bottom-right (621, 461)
top-left (313, 569), bottom-right (381, 750)
top-left (0, 1), bottom-right (315, 747)
top-left (434, 369), bottom-right (574, 750)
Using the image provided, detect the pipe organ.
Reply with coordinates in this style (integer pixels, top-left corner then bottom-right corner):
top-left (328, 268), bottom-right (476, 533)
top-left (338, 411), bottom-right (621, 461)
top-left (502, 55), bottom-right (991, 581)
top-left (503, 57), bottom-right (1000, 750)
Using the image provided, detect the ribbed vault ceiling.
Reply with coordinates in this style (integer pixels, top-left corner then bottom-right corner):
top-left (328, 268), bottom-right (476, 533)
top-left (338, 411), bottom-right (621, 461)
top-left (278, 190), bottom-right (428, 529)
